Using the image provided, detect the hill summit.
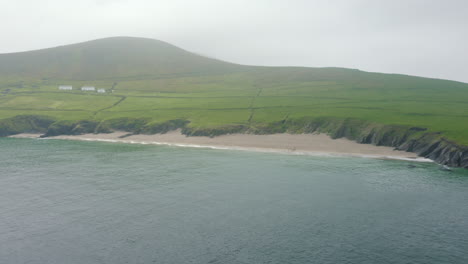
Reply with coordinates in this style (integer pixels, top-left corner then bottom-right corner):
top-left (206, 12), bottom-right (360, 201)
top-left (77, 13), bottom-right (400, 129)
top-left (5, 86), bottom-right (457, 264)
top-left (0, 37), bottom-right (243, 80)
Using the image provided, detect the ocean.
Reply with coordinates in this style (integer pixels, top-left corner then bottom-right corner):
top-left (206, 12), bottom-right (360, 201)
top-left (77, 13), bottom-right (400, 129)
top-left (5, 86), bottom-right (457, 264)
top-left (1, 137), bottom-right (468, 264)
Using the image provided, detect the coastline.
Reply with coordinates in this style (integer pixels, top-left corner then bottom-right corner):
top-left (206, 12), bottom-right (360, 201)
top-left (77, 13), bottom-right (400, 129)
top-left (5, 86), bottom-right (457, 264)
top-left (9, 131), bottom-right (432, 162)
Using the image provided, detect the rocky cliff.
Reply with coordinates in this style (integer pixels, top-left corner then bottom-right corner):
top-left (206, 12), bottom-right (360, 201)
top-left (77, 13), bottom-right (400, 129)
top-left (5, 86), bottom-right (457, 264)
top-left (1, 115), bottom-right (467, 168)
top-left (257, 117), bottom-right (468, 168)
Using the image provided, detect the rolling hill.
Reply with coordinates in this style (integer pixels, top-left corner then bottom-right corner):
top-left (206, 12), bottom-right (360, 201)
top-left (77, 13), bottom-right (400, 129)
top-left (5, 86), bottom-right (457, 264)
top-left (0, 37), bottom-right (245, 80)
top-left (0, 36), bottom-right (467, 167)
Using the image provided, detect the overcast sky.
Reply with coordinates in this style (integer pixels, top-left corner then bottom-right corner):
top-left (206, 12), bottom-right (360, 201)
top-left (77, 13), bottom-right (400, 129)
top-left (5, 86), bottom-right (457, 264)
top-left (1, 0), bottom-right (467, 82)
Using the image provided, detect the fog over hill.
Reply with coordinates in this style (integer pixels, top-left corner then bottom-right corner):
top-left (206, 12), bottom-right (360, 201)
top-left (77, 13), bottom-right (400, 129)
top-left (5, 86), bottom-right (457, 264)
top-left (2, 0), bottom-right (467, 82)
top-left (0, 37), bottom-right (245, 80)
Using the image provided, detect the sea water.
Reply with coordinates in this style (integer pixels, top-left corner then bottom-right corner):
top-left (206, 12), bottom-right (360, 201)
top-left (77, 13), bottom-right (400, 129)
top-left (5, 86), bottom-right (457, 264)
top-left (1, 137), bottom-right (467, 264)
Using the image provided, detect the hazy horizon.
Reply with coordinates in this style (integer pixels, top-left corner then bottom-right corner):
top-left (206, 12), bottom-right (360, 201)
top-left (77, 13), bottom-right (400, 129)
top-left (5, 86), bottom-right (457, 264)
top-left (1, 0), bottom-right (467, 82)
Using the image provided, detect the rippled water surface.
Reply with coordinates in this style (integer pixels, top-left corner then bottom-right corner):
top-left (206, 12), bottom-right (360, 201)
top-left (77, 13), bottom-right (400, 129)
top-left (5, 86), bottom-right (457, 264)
top-left (1, 138), bottom-right (468, 264)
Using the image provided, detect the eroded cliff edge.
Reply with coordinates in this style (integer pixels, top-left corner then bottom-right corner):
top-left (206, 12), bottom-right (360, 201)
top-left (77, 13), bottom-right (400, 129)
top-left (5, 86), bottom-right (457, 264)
top-left (250, 117), bottom-right (468, 168)
top-left (1, 115), bottom-right (467, 168)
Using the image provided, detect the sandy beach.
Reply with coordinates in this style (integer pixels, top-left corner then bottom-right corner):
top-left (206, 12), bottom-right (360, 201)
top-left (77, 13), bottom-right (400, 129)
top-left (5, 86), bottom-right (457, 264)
top-left (10, 131), bottom-right (430, 162)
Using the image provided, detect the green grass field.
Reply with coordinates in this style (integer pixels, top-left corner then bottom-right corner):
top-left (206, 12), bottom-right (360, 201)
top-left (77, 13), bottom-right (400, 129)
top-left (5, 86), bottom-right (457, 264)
top-left (1, 37), bottom-right (467, 145)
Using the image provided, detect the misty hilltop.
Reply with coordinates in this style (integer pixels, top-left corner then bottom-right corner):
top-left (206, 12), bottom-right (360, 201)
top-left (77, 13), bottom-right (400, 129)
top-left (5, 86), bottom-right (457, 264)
top-left (0, 37), bottom-right (245, 80)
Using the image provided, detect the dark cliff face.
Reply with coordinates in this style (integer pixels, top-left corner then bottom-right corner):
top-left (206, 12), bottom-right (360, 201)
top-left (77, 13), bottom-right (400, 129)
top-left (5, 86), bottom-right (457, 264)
top-left (330, 120), bottom-right (467, 168)
top-left (40, 118), bottom-right (191, 137)
top-left (396, 137), bottom-right (468, 168)
top-left (250, 117), bottom-right (468, 169)
top-left (0, 115), bottom-right (55, 136)
top-left (339, 124), bottom-right (468, 168)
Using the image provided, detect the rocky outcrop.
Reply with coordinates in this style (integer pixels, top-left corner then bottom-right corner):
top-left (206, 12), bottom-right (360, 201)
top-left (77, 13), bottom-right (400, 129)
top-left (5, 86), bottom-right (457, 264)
top-left (42, 120), bottom-right (100, 137)
top-left (43, 118), bottom-right (191, 137)
top-left (255, 117), bottom-right (468, 168)
top-left (333, 122), bottom-right (468, 168)
top-left (0, 115), bottom-right (55, 136)
top-left (396, 135), bottom-right (468, 168)
top-left (182, 124), bottom-right (248, 137)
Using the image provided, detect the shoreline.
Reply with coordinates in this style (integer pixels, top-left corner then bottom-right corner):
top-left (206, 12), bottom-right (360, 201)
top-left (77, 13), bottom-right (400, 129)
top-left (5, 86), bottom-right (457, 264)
top-left (9, 131), bottom-right (432, 162)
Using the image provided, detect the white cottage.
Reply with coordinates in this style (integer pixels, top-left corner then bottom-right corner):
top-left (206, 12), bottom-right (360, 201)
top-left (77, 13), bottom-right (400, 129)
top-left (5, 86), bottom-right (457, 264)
top-left (81, 86), bottom-right (95, 91)
top-left (97, 89), bottom-right (106, 93)
top-left (59, 85), bottom-right (73, 90)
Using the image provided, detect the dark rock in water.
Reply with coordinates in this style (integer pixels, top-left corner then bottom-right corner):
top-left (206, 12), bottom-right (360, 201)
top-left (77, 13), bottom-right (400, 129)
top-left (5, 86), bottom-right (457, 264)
top-left (407, 164), bottom-right (417, 169)
top-left (118, 133), bottom-right (134, 138)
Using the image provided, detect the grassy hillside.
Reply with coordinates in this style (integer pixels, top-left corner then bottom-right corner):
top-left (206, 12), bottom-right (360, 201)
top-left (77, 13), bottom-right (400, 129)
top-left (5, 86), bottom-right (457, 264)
top-left (1, 37), bottom-right (468, 145)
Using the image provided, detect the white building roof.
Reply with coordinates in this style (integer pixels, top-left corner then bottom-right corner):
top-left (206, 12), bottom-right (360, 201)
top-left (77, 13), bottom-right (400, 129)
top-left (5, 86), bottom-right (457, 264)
top-left (81, 86), bottom-right (96, 90)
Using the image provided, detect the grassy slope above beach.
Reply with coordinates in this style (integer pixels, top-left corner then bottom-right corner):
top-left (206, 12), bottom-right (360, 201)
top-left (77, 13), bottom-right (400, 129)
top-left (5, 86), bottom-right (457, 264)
top-left (0, 37), bottom-right (467, 147)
